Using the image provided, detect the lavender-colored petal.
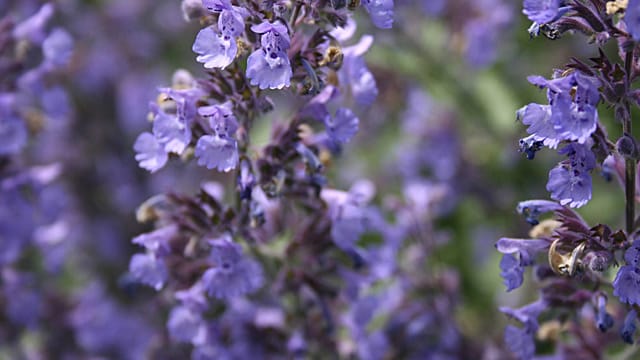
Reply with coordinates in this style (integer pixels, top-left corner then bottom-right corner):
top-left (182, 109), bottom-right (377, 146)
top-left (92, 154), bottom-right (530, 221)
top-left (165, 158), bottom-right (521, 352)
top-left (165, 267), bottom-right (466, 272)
top-left (499, 253), bottom-right (524, 292)
top-left (327, 107), bottom-right (359, 144)
top-left (504, 325), bottom-right (535, 359)
top-left (129, 253), bottom-right (168, 290)
top-left (0, 115), bottom-right (28, 156)
top-left (518, 103), bottom-right (560, 148)
top-left (132, 225), bottom-right (177, 255)
top-left (194, 134), bottom-right (238, 172)
top-left (202, 237), bottom-right (264, 300)
top-left (43, 28), bottom-right (74, 68)
top-left (361, 0), bottom-right (394, 29)
top-left (134, 132), bottom-right (168, 172)
top-left (523, 0), bottom-right (561, 24)
top-left (152, 111), bottom-right (191, 155)
top-left (614, 266), bottom-right (640, 305)
top-left (193, 27), bottom-right (237, 70)
top-left (626, 0), bottom-right (640, 41)
top-left (167, 306), bottom-right (207, 345)
top-left (546, 164), bottom-right (592, 208)
top-left (622, 309), bottom-right (638, 344)
top-left (495, 237), bottom-right (549, 265)
top-left (218, 9), bottom-right (244, 38)
top-left (12, 3), bottom-right (54, 43)
top-left (246, 50), bottom-right (292, 90)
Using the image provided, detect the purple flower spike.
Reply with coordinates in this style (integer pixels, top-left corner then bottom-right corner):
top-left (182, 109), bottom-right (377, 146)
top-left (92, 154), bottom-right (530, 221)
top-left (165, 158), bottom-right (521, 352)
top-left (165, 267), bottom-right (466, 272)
top-left (134, 132), bottom-right (168, 173)
top-left (201, 236), bottom-right (264, 300)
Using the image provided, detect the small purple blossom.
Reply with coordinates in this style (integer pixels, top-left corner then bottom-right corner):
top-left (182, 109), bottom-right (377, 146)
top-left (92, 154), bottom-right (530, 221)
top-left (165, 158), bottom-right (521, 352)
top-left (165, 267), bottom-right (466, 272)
top-left (522, 0), bottom-right (563, 24)
top-left (201, 236), bottom-right (264, 300)
top-left (246, 21), bottom-right (292, 90)
top-left (622, 309), bottom-right (638, 344)
top-left (546, 143), bottom-right (596, 208)
top-left (167, 306), bottom-right (207, 345)
top-left (361, 0), bottom-right (394, 29)
top-left (0, 113), bottom-right (28, 156)
top-left (134, 132), bottom-right (168, 172)
top-left (192, 27), bottom-right (237, 70)
top-left (152, 109), bottom-right (191, 155)
top-left (626, 0), bottom-right (640, 41)
top-left (613, 265), bottom-right (640, 305)
top-left (341, 35), bottom-right (378, 106)
top-left (325, 107), bottom-right (359, 145)
top-left (499, 253), bottom-right (524, 291)
top-left (42, 28), bottom-right (74, 68)
top-left (129, 253), bottom-right (168, 290)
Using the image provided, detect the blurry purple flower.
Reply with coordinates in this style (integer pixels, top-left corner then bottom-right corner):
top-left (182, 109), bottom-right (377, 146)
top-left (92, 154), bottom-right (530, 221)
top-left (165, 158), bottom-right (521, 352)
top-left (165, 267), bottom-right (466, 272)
top-left (42, 28), bottom-right (73, 68)
top-left (132, 224), bottom-right (176, 255)
top-left (129, 253), bottom-right (168, 290)
top-left (193, 27), bottom-right (237, 69)
top-left (625, 239), bottom-right (640, 267)
top-left (326, 107), bottom-right (359, 145)
top-left (622, 309), bottom-right (637, 344)
top-left (12, 3), bottom-right (54, 43)
top-left (464, 20), bottom-right (499, 67)
top-left (500, 299), bottom-right (546, 330)
top-left (626, 0), bottom-right (640, 41)
top-left (341, 35), bottom-right (378, 106)
top-left (0, 113), bottom-right (28, 156)
top-left (596, 294), bottom-right (614, 332)
top-left (167, 305), bottom-right (207, 344)
top-left (201, 236), bottom-right (264, 300)
top-left (175, 282), bottom-right (208, 311)
top-left (71, 284), bottom-right (153, 360)
top-left (3, 271), bottom-right (42, 328)
top-left (504, 325), bottom-right (535, 359)
top-left (246, 21), bottom-right (292, 90)
top-left (499, 253), bottom-right (524, 291)
top-left (361, 0), bottom-right (394, 29)
top-left (134, 132), bottom-right (168, 172)
top-left (613, 265), bottom-right (640, 305)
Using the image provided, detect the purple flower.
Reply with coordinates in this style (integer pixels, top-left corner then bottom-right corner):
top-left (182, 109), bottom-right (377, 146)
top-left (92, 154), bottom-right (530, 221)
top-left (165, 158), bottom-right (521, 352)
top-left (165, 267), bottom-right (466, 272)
top-left (340, 36), bottom-right (378, 106)
top-left (361, 0), bottom-right (394, 29)
top-left (496, 237), bottom-right (549, 265)
top-left (500, 299), bottom-right (547, 330)
top-left (201, 236), bottom-right (263, 300)
top-left (546, 143), bottom-right (595, 208)
top-left (625, 239), bottom-right (640, 268)
top-left (504, 325), bottom-right (535, 359)
top-left (522, 0), bottom-right (565, 24)
top-left (129, 253), bottom-right (168, 290)
top-left (622, 309), bottom-right (637, 344)
top-left (326, 107), bottom-right (359, 145)
top-left (12, 3), bottom-right (54, 44)
top-left (246, 21), bottom-right (292, 90)
top-left (0, 113), bottom-right (28, 156)
top-left (134, 132), bottom-right (168, 172)
top-left (132, 225), bottom-right (176, 255)
top-left (613, 266), bottom-right (640, 305)
top-left (42, 28), bottom-right (74, 68)
top-left (523, 72), bottom-right (600, 148)
top-left (192, 27), bottom-right (237, 69)
top-left (499, 253), bottom-right (524, 291)
top-left (516, 199), bottom-right (561, 225)
top-left (152, 109), bottom-right (191, 155)
top-left (167, 306), bottom-right (207, 345)
top-left (596, 294), bottom-right (614, 332)
top-left (517, 103), bottom-right (559, 148)
top-left (626, 0), bottom-right (640, 41)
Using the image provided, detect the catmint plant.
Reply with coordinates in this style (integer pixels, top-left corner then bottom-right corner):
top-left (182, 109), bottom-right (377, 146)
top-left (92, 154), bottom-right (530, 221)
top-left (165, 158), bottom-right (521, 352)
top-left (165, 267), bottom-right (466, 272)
top-left (499, 0), bottom-right (640, 358)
